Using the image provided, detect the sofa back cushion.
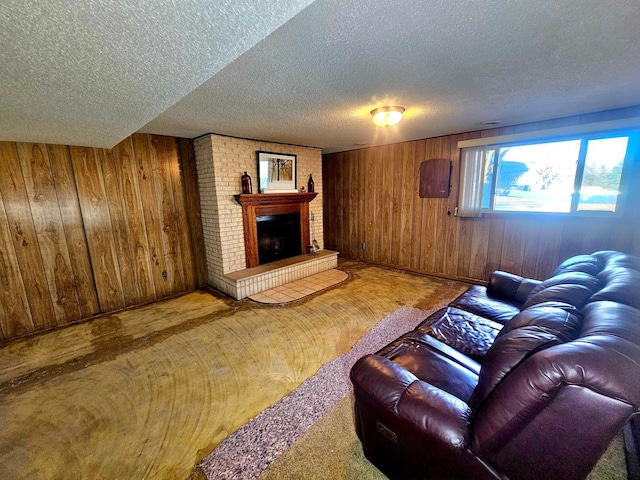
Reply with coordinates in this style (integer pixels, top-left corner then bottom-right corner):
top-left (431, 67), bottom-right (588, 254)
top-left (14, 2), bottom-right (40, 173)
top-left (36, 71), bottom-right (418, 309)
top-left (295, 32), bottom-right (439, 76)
top-left (468, 304), bottom-right (582, 410)
top-left (552, 254), bottom-right (603, 276)
top-left (471, 302), bottom-right (640, 476)
top-left (593, 250), bottom-right (640, 271)
top-left (591, 267), bottom-right (640, 310)
top-left (522, 273), bottom-right (597, 309)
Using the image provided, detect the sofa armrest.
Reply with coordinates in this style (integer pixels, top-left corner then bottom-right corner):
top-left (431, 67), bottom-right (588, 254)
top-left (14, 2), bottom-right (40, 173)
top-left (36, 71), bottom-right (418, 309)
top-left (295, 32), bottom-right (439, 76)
top-left (351, 354), bottom-right (471, 450)
top-left (398, 376), bottom-right (472, 449)
top-left (487, 271), bottom-right (541, 305)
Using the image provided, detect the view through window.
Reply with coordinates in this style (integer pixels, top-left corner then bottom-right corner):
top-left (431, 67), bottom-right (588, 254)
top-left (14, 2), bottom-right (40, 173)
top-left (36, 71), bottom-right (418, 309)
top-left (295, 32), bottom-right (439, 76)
top-left (481, 133), bottom-right (632, 214)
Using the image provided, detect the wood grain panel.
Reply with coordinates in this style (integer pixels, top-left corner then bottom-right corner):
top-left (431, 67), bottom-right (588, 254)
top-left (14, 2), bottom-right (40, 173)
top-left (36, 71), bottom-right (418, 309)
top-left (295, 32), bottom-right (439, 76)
top-left (0, 142), bottom-right (57, 331)
top-left (389, 144), bottom-right (404, 266)
top-left (0, 192), bottom-right (33, 338)
top-left (47, 144), bottom-right (100, 318)
top-left (534, 220), bottom-right (563, 279)
top-left (167, 138), bottom-right (196, 291)
top-left (410, 141), bottom-right (426, 270)
top-left (321, 155), bottom-right (336, 252)
top-left (345, 151), bottom-right (360, 260)
top-left (456, 218), bottom-right (474, 279)
top-left (178, 138), bottom-right (207, 287)
top-left (469, 218), bottom-right (491, 279)
top-left (333, 152), bottom-right (345, 256)
top-left (363, 148), bottom-right (377, 263)
top-left (16, 142), bottom-right (81, 324)
top-left (111, 138), bottom-right (156, 303)
top-left (132, 133), bottom-right (170, 299)
top-left (69, 146), bottom-right (125, 313)
top-left (98, 148), bottom-right (140, 307)
top-left (397, 142), bottom-right (416, 268)
top-left (149, 135), bottom-right (185, 295)
top-left (379, 145), bottom-right (394, 265)
top-left (442, 136), bottom-right (459, 277)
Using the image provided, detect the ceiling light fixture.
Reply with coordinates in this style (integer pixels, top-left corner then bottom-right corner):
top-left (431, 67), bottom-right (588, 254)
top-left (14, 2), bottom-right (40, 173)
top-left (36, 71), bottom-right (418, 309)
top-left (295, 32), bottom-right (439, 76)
top-left (371, 106), bottom-right (405, 126)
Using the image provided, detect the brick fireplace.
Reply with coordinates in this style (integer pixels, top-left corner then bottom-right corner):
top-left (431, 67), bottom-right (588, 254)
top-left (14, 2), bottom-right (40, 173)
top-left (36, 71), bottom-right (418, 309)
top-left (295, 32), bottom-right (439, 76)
top-left (194, 134), bottom-right (336, 299)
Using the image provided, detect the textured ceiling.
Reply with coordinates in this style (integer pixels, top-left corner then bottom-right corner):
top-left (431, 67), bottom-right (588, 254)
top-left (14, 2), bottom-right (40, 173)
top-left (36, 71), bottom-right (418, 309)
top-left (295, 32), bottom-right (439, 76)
top-left (3, 1), bottom-right (640, 152)
top-left (0, 0), bottom-right (313, 147)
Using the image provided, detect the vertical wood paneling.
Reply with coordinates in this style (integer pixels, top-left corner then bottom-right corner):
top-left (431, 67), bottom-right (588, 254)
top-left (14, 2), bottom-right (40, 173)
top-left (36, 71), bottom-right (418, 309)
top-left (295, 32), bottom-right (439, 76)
top-left (47, 144), bottom-right (100, 318)
top-left (0, 142), bottom-right (57, 331)
top-left (363, 148), bottom-right (377, 263)
top-left (410, 141), bottom-right (425, 270)
top-left (323, 109), bottom-right (639, 284)
top-left (389, 144), bottom-right (404, 265)
top-left (167, 138), bottom-right (196, 290)
top-left (321, 156), bottom-right (335, 251)
top-left (16, 142), bottom-right (81, 324)
top-left (149, 135), bottom-right (185, 295)
top-left (111, 138), bottom-right (156, 303)
top-left (70, 145), bottom-right (125, 313)
top-left (178, 138), bottom-right (207, 287)
top-left (379, 145), bottom-right (394, 265)
top-left (0, 191), bottom-right (33, 338)
top-left (469, 218), bottom-right (491, 279)
top-left (132, 133), bottom-right (170, 299)
top-left (442, 135), bottom-right (459, 277)
top-left (0, 134), bottom-right (205, 342)
top-left (345, 151), bottom-right (360, 259)
top-left (456, 218), bottom-right (474, 279)
top-left (99, 148), bottom-right (140, 307)
top-left (334, 152), bottom-right (345, 256)
top-left (534, 220), bottom-right (563, 278)
top-left (397, 142), bottom-right (416, 268)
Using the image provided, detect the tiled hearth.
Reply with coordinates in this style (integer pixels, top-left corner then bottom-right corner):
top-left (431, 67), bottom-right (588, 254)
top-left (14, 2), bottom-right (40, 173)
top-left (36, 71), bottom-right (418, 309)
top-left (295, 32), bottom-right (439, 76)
top-left (249, 268), bottom-right (348, 304)
top-left (224, 250), bottom-right (338, 300)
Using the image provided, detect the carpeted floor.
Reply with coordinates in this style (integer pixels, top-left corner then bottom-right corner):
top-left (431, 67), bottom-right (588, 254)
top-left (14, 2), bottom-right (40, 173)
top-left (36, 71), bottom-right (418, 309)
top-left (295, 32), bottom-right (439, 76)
top-left (260, 394), bottom-right (628, 480)
top-left (194, 306), bottom-right (442, 479)
top-left (199, 306), bottom-right (629, 480)
top-left (0, 260), bottom-right (468, 479)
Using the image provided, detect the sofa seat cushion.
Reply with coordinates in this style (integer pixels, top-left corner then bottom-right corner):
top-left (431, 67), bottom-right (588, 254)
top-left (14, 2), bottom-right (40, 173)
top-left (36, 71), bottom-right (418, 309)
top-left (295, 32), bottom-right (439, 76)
top-left (449, 285), bottom-right (521, 324)
top-left (379, 334), bottom-right (480, 402)
top-left (418, 306), bottom-right (503, 362)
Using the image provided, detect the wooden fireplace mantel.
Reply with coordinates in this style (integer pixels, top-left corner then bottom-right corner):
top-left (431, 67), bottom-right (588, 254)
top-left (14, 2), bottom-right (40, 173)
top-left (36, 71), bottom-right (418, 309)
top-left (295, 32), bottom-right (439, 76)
top-left (234, 193), bottom-right (318, 268)
top-left (234, 192), bottom-right (317, 207)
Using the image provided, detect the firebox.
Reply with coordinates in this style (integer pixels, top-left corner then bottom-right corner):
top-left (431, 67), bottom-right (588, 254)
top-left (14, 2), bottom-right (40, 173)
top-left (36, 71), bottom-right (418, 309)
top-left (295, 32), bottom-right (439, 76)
top-left (256, 213), bottom-right (302, 264)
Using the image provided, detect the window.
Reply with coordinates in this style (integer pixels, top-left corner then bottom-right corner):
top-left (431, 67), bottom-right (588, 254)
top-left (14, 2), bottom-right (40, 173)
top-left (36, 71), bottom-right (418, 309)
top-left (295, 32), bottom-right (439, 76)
top-left (480, 132), bottom-right (634, 214)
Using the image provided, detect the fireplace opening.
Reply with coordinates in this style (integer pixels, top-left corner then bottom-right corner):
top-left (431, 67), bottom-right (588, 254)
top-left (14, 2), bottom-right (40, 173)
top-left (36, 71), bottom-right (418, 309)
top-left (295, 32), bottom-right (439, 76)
top-left (256, 213), bottom-right (302, 265)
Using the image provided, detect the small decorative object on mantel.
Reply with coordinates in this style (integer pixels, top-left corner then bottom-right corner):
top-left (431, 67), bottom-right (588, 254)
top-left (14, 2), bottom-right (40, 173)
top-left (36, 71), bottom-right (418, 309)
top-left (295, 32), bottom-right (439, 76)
top-left (307, 174), bottom-right (315, 193)
top-left (241, 171), bottom-right (252, 194)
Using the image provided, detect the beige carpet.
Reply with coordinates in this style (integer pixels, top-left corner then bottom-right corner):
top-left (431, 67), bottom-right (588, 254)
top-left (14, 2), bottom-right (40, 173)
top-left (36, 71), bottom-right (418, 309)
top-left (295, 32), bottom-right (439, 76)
top-left (0, 261), bottom-right (467, 479)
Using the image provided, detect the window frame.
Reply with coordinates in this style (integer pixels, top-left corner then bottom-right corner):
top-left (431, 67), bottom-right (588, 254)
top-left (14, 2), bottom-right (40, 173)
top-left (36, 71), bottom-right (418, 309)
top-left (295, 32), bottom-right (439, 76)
top-left (480, 129), bottom-right (637, 218)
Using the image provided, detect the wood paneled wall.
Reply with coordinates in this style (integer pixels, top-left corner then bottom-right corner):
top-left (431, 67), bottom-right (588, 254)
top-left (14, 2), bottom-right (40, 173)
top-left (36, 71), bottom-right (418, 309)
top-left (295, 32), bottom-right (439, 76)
top-left (0, 134), bottom-right (206, 341)
top-left (323, 108), bottom-right (640, 283)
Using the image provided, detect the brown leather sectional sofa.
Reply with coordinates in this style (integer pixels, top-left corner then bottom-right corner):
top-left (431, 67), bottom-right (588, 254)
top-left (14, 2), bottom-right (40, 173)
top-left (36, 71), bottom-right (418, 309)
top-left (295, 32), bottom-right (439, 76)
top-left (350, 251), bottom-right (640, 479)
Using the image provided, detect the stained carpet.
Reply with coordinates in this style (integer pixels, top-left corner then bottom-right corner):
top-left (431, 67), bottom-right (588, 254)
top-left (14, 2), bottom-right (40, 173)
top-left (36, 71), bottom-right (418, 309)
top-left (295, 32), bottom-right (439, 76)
top-left (194, 306), bottom-right (443, 479)
top-left (0, 261), bottom-right (467, 479)
top-left (198, 304), bottom-right (628, 480)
